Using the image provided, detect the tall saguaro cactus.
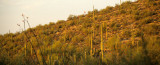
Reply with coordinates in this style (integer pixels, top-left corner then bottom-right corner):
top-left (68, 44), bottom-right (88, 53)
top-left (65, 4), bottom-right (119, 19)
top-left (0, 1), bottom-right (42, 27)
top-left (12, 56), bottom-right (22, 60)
top-left (101, 24), bottom-right (104, 61)
top-left (90, 32), bottom-right (93, 56)
top-left (17, 24), bottom-right (38, 64)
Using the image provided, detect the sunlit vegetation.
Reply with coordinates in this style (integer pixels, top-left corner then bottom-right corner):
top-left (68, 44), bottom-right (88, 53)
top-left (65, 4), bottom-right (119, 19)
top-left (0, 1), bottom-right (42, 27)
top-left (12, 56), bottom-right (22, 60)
top-left (0, 0), bottom-right (160, 65)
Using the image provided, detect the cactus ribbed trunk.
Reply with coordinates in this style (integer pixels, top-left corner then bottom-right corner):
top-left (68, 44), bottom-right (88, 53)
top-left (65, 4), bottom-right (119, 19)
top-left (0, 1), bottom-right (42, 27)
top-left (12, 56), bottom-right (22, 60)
top-left (106, 26), bottom-right (108, 40)
top-left (101, 24), bottom-right (103, 61)
top-left (90, 33), bottom-right (93, 56)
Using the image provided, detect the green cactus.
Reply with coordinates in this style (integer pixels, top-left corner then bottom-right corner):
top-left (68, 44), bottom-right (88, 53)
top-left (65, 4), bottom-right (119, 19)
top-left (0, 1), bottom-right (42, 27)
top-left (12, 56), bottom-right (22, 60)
top-left (106, 25), bottom-right (108, 40)
top-left (101, 24), bottom-right (104, 61)
top-left (90, 32), bottom-right (93, 56)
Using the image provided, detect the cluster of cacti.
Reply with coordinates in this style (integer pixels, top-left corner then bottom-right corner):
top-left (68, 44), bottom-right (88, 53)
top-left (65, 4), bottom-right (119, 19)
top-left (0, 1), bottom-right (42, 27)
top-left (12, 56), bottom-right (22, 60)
top-left (1, 0), bottom-right (159, 65)
top-left (18, 14), bottom-right (47, 65)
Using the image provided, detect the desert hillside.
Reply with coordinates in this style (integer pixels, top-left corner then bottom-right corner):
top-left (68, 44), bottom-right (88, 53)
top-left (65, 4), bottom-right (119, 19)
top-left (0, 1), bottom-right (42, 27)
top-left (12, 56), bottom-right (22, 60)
top-left (0, 0), bottom-right (160, 65)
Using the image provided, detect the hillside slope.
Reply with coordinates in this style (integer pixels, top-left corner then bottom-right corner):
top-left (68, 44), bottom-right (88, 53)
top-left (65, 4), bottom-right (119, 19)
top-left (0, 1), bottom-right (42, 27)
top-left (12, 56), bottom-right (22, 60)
top-left (0, 0), bottom-right (160, 65)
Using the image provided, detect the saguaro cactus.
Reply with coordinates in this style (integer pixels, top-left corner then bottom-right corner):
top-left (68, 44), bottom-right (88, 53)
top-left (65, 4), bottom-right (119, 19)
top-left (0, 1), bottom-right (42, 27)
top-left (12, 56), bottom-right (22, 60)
top-left (101, 24), bottom-right (104, 61)
top-left (90, 32), bottom-right (93, 56)
top-left (106, 26), bottom-right (108, 40)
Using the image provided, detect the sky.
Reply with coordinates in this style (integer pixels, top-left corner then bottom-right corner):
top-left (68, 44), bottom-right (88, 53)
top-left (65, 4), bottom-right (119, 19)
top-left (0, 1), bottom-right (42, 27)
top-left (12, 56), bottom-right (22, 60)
top-left (0, 0), bottom-right (136, 34)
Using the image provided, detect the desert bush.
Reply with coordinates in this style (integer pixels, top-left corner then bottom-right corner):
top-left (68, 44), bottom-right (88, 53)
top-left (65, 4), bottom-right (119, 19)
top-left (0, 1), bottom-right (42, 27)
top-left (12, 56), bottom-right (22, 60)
top-left (143, 23), bottom-right (159, 35)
